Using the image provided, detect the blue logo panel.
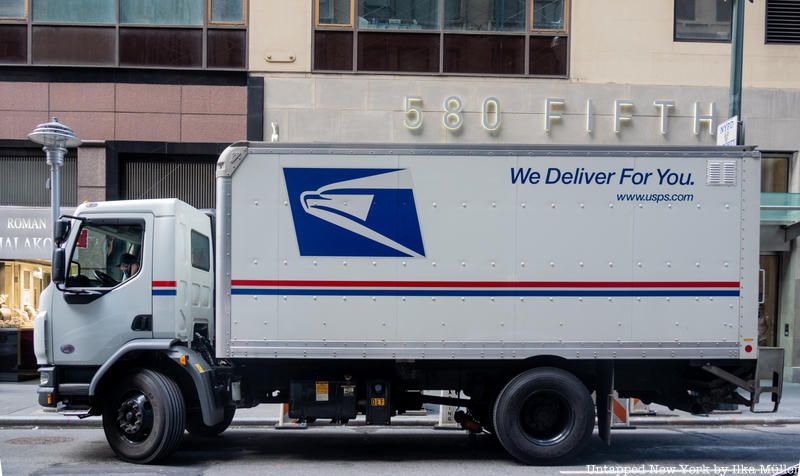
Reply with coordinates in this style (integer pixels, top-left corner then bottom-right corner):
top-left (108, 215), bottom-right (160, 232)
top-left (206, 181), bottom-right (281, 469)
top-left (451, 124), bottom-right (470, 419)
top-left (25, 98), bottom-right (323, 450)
top-left (283, 168), bottom-right (425, 257)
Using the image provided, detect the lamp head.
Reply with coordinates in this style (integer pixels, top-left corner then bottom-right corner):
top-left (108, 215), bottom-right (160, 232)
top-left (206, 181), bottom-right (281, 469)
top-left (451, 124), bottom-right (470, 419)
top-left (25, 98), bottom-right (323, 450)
top-left (28, 118), bottom-right (81, 149)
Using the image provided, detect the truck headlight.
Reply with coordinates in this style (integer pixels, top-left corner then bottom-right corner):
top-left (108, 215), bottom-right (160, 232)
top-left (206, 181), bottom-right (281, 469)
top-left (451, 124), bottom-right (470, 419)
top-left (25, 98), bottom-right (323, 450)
top-left (40, 370), bottom-right (52, 387)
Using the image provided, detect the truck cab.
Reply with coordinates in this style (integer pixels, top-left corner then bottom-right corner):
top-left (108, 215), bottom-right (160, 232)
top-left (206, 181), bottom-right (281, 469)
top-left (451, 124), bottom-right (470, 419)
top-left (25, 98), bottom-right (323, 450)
top-left (35, 199), bottom-right (221, 462)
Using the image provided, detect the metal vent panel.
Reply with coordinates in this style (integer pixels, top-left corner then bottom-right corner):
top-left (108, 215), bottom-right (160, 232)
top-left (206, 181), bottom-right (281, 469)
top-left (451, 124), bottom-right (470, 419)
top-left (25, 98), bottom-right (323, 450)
top-left (707, 160), bottom-right (737, 186)
top-left (767, 0), bottom-right (800, 44)
top-left (123, 157), bottom-right (216, 209)
top-left (0, 149), bottom-right (77, 206)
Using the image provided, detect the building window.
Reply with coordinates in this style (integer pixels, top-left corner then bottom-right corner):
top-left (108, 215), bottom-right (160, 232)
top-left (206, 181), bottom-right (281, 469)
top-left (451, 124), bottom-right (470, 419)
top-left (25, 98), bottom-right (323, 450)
top-left (0, 148), bottom-right (77, 207)
top-left (0, 0), bottom-right (26, 19)
top-left (314, 0), bottom-right (570, 77)
top-left (674, 0), bottom-right (732, 42)
top-left (209, 0), bottom-right (245, 24)
top-left (766, 0), bottom-right (800, 44)
top-left (120, 0), bottom-right (204, 26)
top-left (317, 0), bottom-right (353, 26)
top-left (32, 0), bottom-right (115, 24)
top-left (0, 0), bottom-right (247, 69)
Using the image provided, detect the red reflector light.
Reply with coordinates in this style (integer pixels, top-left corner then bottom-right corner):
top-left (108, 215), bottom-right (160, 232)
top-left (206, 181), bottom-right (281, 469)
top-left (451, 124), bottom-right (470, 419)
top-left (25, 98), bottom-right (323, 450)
top-left (744, 345), bottom-right (753, 353)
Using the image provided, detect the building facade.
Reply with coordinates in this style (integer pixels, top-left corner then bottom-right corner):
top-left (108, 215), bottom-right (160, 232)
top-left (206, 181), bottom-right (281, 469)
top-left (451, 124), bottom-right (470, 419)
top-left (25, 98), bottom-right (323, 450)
top-left (1, 0), bottom-right (799, 382)
top-left (0, 0), bottom-right (252, 345)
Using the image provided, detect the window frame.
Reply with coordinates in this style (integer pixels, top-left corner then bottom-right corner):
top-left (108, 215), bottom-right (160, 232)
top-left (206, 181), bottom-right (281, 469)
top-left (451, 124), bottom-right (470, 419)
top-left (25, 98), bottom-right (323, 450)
top-left (0, 0), bottom-right (27, 20)
top-left (1, 0), bottom-right (247, 70)
top-left (530, 0), bottom-right (570, 33)
top-left (673, 0), bottom-right (733, 43)
top-left (207, 0), bottom-right (247, 26)
top-left (190, 229), bottom-right (211, 272)
top-left (315, 0), bottom-right (353, 28)
top-left (312, 0), bottom-right (570, 78)
top-left (66, 218), bottom-right (146, 291)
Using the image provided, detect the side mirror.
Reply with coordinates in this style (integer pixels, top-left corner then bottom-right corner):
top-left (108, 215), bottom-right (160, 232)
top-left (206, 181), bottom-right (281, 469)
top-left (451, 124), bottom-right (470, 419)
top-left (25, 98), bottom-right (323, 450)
top-left (52, 248), bottom-right (66, 285)
top-left (54, 219), bottom-right (71, 247)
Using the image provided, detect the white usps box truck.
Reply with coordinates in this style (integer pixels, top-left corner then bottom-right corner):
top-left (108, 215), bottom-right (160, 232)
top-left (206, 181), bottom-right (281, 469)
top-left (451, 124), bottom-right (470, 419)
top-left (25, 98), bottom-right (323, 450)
top-left (35, 144), bottom-right (784, 464)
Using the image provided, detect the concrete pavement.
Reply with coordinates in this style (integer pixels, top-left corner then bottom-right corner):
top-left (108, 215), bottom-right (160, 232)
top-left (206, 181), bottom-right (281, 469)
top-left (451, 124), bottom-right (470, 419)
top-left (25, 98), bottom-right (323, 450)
top-left (1, 379), bottom-right (799, 429)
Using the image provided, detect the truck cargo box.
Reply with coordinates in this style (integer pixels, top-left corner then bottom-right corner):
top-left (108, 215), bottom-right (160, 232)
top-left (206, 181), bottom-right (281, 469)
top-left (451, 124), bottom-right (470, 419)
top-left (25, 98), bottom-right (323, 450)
top-left (215, 144), bottom-right (760, 362)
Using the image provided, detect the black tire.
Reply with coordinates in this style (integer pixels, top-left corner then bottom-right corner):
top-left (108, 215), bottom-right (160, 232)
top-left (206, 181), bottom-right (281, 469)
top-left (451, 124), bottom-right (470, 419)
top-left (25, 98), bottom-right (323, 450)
top-left (493, 367), bottom-right (594, 465)
top-left (102, 369), bottom-right (186, 464)
top-left (186, 406), bottom-right (236, 437)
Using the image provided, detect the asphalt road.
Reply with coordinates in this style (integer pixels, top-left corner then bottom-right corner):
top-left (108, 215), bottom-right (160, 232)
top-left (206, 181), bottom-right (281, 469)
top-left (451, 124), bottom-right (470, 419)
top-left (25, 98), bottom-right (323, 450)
top-left (0, 425), bottom-right (798, 476)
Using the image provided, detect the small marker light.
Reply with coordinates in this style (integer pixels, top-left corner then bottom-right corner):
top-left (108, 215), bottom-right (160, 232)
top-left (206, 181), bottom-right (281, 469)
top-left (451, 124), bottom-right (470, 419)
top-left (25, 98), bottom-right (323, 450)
top-left (47, 394), bottom-right (53, 405)
top-left (179, 355), bottom-right (188, 366)
top-left (744, 345), bottom-right (753, 353)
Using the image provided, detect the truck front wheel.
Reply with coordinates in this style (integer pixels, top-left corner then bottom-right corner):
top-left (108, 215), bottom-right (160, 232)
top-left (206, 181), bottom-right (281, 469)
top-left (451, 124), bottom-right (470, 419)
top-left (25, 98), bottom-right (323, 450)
top-left (493, 367), bottom-right (594, 464)
top-left (102, 369), bottom-right (186, 464)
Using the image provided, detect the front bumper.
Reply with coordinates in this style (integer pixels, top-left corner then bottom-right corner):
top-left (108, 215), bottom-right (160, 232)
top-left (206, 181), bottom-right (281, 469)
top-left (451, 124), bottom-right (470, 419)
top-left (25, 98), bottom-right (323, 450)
top-left (37, 366), bottom-right (91, 410)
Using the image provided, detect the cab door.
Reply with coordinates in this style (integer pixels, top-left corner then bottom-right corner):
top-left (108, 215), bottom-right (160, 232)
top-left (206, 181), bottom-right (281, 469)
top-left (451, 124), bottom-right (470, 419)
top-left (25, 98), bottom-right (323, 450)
top-left (51, 214), bottom-right (153, 366)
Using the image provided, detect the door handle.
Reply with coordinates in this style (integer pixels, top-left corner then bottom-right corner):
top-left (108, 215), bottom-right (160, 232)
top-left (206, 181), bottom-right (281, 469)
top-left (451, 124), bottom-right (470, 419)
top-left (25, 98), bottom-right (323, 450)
top-left (131, 314), bottom-right (152, 332)
top-left (758, 269), bottom-right (766, 305)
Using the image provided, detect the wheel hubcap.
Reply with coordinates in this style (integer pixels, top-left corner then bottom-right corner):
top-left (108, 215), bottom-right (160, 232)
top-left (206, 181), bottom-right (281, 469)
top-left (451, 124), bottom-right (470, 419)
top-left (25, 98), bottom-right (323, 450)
top-left (116, 392), bottom-right (154, 442)
top-left (520, 390), bottom-right (575, 446)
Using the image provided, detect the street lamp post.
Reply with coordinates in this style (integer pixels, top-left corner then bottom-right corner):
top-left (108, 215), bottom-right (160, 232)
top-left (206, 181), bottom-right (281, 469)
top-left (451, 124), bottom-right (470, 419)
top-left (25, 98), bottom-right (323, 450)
top-left (728, 0), bottom-right (748, 144)
top-left (27, 118), bottom-right (81, 243)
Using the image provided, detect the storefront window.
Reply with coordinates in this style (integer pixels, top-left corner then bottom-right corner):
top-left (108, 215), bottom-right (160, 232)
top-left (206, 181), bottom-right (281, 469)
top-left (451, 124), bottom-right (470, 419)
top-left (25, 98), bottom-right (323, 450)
top-left (67, 222), bottom-right (143, 288)
top-left (0, 261), bottom-right (49, 329)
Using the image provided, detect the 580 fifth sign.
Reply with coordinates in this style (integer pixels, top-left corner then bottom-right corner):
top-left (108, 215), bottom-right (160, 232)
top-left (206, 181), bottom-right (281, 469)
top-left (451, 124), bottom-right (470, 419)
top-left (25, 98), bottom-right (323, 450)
top-left (402, 96), bottom-right (717, 136)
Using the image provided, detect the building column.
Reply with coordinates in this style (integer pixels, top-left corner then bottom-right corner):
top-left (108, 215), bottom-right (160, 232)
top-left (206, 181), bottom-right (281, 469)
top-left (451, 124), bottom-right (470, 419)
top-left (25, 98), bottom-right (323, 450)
top-left (77, 141), bottom-right (106, 204)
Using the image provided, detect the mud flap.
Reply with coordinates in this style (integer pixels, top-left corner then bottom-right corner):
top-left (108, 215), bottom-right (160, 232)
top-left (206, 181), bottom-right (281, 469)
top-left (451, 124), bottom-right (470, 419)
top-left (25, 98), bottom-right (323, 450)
top-left (596, 361), bottom-right (614, 446)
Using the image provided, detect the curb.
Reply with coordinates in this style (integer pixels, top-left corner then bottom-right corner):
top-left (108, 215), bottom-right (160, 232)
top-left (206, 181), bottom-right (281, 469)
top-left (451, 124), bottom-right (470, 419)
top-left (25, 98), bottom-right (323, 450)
top-left (2, 415), bottom-right (800, 429)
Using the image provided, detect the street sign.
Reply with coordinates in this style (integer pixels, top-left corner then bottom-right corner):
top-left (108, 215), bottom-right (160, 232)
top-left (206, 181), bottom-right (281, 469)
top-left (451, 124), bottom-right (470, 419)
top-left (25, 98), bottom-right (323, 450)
top-left (717, 116), bottom-right (739, 146)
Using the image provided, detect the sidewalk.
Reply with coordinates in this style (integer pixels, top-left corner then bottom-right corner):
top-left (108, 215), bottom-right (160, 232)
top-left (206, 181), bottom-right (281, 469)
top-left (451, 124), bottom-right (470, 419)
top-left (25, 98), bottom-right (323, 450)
top-left (1, 380), bottom-right (799, 429)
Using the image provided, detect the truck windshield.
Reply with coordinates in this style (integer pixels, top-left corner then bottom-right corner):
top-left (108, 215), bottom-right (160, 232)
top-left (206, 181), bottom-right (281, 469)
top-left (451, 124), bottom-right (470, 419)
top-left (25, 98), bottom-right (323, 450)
top-left (66, 223), bottom-right (144, 288)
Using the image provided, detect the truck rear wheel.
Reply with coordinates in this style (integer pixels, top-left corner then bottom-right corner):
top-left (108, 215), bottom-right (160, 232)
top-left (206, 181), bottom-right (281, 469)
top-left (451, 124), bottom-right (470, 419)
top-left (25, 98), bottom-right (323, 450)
top-left (493, 367), bottom-right (594, 464)
top-left (102, 369), bottom-right (186, 464)
top-left (186, 406), bottom-right (235, 437)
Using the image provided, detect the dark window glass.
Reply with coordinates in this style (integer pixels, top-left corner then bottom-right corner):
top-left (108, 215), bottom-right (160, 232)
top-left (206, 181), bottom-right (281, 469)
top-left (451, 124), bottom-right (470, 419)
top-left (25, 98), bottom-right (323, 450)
top-left (358, 32), bottom-right (438, 72)
top-left (0, 0), bottom-right (25, 18)
top-left (444, 34), bottom-right (524, 74)
top-left (120, 28), bottom-right (202, 67)
top-left (314, 30), bottom-right (354, 71)
top-left (0, 25), bottom-right (27, 63)
top-left (358, 0), bottom-right (439, 30)
top-left (529, 35), bottom-right (567, 76)
top-left (190, 230), bottom-right (211, 271)
top-left (444, 0), bottom-right (526, 32)
top-left (211, 0), bottom-right (244, 24)
top-left (675, 0), bottom-right (732, 41)
top-left (32, 26), bottom-right (116, 65)
top-left (120, 0), bottom-right (204, 26)
top-left (318, 0), bottom-right (352, 25)
top-left (33, 0), bottom-right (116, 24)
top-left (532, 0), bottom-right (565, 30)
top-left (207, 29), bottom-right (246, 68)
top-left (761, 156), bottom-right (790, 193)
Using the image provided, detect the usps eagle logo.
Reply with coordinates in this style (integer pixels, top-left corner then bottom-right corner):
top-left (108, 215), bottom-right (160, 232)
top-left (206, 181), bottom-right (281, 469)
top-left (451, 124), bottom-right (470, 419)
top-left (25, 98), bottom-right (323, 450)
top-left (283, 168), bottom-right (426, 257)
